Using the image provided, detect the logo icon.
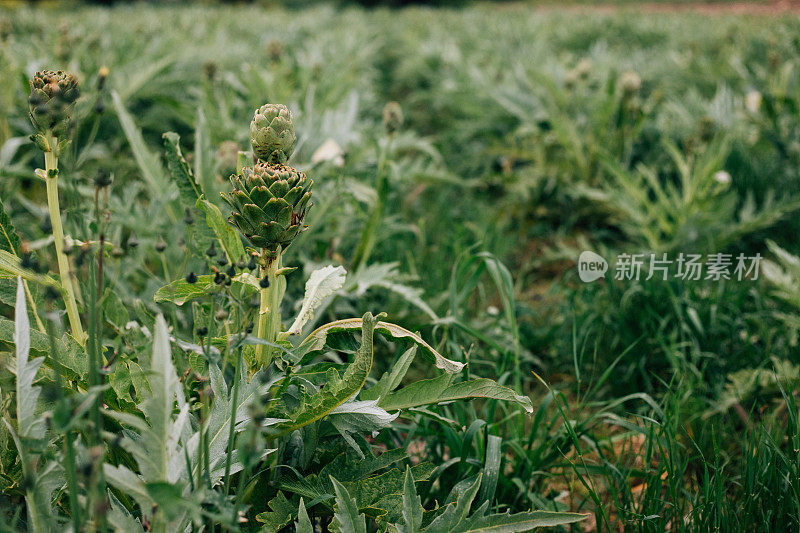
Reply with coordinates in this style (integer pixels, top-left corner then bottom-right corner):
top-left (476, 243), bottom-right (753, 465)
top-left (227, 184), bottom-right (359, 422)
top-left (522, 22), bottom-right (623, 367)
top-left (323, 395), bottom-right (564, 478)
top-left (578, 251), bottom-right (608, 282)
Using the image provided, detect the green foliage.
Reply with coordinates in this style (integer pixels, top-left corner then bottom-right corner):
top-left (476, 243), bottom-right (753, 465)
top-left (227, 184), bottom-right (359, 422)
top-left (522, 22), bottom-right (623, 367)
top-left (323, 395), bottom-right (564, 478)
top-left (2, 280), bottom-right (60, 532)
top-left (330, 477), bottom-right (367, 533)
top-left (0, 199), bottom-right (21, 255)
top-left (1, 3), bottom-right (800, 531)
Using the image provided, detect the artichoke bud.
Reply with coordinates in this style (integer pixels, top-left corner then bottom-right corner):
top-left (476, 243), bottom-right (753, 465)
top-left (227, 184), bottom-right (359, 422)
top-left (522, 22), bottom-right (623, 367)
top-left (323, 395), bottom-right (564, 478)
top-left (382, 101), bottom-right (404, 135)
top-left (28, 70), bottom-right (79, 138)
top-left (221, 161), bottom-right (312, 262)
top-left (267, 39), bottom-right (284, 63)
top-left (250, 104), bottom-right (296, 164)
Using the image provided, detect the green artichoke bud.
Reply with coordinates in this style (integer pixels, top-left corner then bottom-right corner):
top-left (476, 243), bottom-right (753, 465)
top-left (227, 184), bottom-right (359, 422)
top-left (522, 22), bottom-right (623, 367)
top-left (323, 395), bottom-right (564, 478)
top-left (250, 104), bottom-right (296, 164)
top-left (382, 101), bottom-right (403, 135)
top-left (222, 161), bottom-right (312, 261)
top-left (28, 70), bottom-right (79, 138)
top-left (267, 39), bottom-right (284, 63)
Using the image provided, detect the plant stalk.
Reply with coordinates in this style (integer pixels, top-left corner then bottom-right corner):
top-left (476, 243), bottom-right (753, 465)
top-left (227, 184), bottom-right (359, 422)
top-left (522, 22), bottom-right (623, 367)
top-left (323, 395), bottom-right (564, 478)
top-left (255, 251), bottom-right (284, 366)
top-left (44, 137), bottom-right (86, 345)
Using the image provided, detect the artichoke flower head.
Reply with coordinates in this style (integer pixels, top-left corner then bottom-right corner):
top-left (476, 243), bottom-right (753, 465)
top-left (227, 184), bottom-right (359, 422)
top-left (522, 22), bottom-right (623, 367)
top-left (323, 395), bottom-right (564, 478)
top-left (28, 69), bottom-right (79, 137)
top-left (250, 103), bottom-right (296, 165)
top-left (223, 104), bottom-right (312, 263)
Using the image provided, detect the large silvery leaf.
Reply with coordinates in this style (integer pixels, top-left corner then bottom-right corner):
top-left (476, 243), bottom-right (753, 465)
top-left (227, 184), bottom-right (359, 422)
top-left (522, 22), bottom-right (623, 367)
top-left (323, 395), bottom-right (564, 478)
top-left (287, 265), bottom-right (347, 335)
top-left (348, 262), bottom-right (437, 320)
top-left (105, 314), bottom-right (191, 529)
top-left (378, 374), bottom-right (533, 414)
top-left (2, 278), bottom-right (60, 531)
top-left (296, 317), bottom-right (464, 373)
top-left (328, 399), bottom-right (398, 456)
top-left (12, 277), bottom-right (44, 441)
top-left (140, 314), bottom-right (184, 483)
top-left (108, 490), bottom-right (145, 532)
top-left (272, 313), bottom-right (381, 437)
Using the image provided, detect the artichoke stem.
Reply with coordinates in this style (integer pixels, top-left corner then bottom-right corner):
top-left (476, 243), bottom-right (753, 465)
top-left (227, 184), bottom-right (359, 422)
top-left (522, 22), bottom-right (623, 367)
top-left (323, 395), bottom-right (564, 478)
top-left (255, 250), bottom-right (284, 366)
top-left (44, 137), bottom-right (86, 346)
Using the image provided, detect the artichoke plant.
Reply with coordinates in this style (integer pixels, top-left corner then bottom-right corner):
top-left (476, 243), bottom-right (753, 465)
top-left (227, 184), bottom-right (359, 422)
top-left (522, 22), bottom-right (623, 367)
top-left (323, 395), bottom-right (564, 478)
top-left (250, 103), bottom-right (296, 164)
top-left (28, 69), bottom-right (79, 137)
top-left (27, 69), bottom-right (86, 345)
top-left (223, 103), bottom-right (311, 364)
top-left (222, 161), bottom-right (312, 261)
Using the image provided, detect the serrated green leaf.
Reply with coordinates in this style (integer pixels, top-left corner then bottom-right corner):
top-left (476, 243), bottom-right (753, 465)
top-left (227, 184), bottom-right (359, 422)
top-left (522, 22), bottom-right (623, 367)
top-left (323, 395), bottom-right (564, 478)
top-left (163, 132), bottom-right (203, 202)
top-left (162, 132), bottom-right (216, 257)
top-left (154, 272), bottom-right (259, 305)
top-left (196, 196), bottom-right (245, 263)
top-left (378, 375), bottom-right (533, 414)
top-left (296, 498), bottom-right (313, 533)
top-left (256, 492), bottom-right (298, 530)
top-left (0, 249), bottom-right (59, 288)
top-left (397, 466), bottom-right (423, 533)
top-left (424, 475), bottom-right (483, 532)
top-left (272, 312), bottom-right (381, 437)
top-left (319, 448), bottom-right (408, 483)
top-left (0, 317), bottom-right (86, 381)
top-left (330, 477), bottom-right (367, 533)
top-left (278, 449), bottom-right (434, 525)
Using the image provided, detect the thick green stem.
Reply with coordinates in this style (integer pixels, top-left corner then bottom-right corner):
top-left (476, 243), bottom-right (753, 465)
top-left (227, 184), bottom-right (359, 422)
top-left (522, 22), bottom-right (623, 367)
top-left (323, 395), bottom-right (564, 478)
top-left (255, 251), bottom-right (284, 366)
top-left (44, 140), bottom-right (86, 345)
